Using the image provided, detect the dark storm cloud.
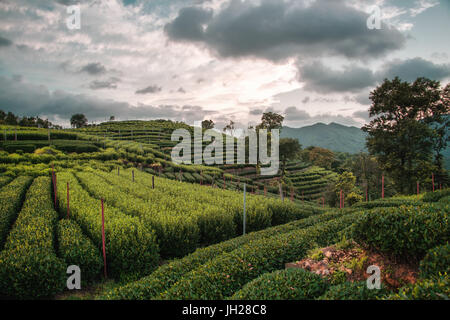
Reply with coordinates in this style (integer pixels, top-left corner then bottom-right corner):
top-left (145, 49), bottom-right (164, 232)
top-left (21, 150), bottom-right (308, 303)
top-left (164, 7), bottom-right (213, 41)
top-left (0, 76), bottom-right (214, 124)
top-left (89, 77), bottom-right (120, 90)
top-left (0, 36), bottom-right (13, 47)
top-left (379, 57), bottom-right (450, 82)
top-left (164, 0), bottom-right (406, 61)
top-left (80, 62), bottom-right (107, 76)
top-left (298, 57), bottom-right (450, 95)
top-left (299, 61), bottom-right (377, 93)
top-left (284, 106), bottom-right (311, 121)
top-left (135, 85), bottom-right (162, 95)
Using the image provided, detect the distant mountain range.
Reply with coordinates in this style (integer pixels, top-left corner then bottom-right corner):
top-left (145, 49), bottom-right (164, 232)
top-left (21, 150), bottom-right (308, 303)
top-left (281, 122), bottom-right (367, 154)
top-left (281, 121), bottom-right (450, 169)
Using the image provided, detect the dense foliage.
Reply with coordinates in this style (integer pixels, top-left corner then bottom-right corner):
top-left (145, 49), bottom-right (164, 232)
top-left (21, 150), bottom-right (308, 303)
top-left (0, 177), bottom-right (66, 299)
top-left (231, 268), bottom-right (329, 300)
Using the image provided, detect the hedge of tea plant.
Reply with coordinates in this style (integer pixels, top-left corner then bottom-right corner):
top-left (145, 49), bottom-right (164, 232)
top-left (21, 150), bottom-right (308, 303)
top-left (56, 219), bottom-right (103, 285)
top-left (422, 188), bottom-right (450, 203)
top-left (159, 213), bottom-right (357, 300)
top-left (0, 177), bottom-right (66, 299)
top-left (419, 243), bottom-right (450, 280)
top-left (231, 268), bottom-right (329, 300)
top-left (351, 203), bottom-right (449, 258)
top-left (0, 176), bottom-right (11, 188)
top-left (387, 274), bottom-right (449, 300)
top-left (319, 281), bottom-right (390, 300)
top-left (55, 171), bottom-right (160, 281)
top-left (0, 175), bottom-right (33, 248)
top-left (101, 210), bottom-right (351, 300)
top-left (73, 168), bottom-right (319, 257)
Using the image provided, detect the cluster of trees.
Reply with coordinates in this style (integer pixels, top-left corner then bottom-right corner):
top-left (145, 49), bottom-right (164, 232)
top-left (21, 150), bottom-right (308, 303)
top-left (70, 114), bottom-right (89, 128)
top-left (363, 77), bottom-right (449, 194)
top-left (0, 110), bottom-right (61, 129)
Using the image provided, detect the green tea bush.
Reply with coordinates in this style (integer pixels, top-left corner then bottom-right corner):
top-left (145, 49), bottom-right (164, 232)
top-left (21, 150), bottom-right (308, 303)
top-left (56, 172), bottom-right (160, 280)
top-left (0, 177), bottom-right (66, 299)
top-left (160, 213), bottom-right (357, 300)
top-left (231, 268), bottom-right (329, 300)
top-left (319, 281), bottom-right (390, 300)
top-left (0, 176), bottom-right (33, 248)
top-left (419, 243), bottom-right (450, 280)
top-left (351, 203), bottom-right (449, 258)
top-left (387, 275), bottom-right (449, 300)
top-left (0, 176), bottom-right (11, 188)
top-left (422, 188), bottom-right (450, 203)
top-left (102, 211), bottom-right (349, 300)
top-left (56, 219), bottom-right (103, 285)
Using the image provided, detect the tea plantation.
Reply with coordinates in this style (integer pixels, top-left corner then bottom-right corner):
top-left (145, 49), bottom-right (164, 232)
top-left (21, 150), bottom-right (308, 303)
top-left (0, 122), bottom-right (448, 300)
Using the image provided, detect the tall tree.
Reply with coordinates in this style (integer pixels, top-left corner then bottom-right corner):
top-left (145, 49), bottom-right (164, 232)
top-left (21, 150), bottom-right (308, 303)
top-left (363, 77), bottom-right (448, 194)
top-left (257, 112), bottom-right (284, 131)
top-left (5, 112), bottom-right (18, 125)
top-left (223, 120), bottom-right (235, 136)
top-left (201, 119), bottom-right (215, 130)
top-left (70, 114), bottom-right (88, 128)
top-left (301, 146), bottom-right (335, 169)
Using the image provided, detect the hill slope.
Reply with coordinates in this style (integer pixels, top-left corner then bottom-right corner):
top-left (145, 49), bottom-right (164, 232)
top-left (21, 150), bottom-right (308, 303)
top-left (281, 122), bottom-right (367, 154)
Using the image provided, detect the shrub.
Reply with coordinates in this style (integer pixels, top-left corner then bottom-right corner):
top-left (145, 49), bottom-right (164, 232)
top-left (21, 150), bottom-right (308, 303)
top-left (56, 219), bottom-right (103, 285)
top-left (351, 203), bottom-right (449, 258)
top-left (101, 210), bottom-right (349, 300)
top-left (56, 172), bottom-right (160, 280)
top-left (0, 176), bottom-right (33, 248)
top-left (422, 188), bottom-right (450, 203)
top-left (231, 268), bottom-right (329, 300)
top-left (419, 243), bottom-right (450, 280)
top-left (319, 281), bottom-right (390, 300)
top-left (0, 177), bottom-right (66, 299)
top-left (160, 213), bottom-right (357, 300)
top-left (387, 275), bottom-right (449, 300)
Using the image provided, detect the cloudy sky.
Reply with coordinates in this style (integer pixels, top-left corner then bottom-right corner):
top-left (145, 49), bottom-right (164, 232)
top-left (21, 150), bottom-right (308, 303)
top-left (0, 0), bottom-right (449, 129)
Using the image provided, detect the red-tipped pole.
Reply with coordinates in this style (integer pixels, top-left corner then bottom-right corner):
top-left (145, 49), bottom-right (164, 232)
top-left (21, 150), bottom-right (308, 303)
top-left (381, 175), bottom-right (385, 199)
top-left (67, 182), bottom-right (70, 219)
top-left (101, 199), bottom-right (107, 279)
top-left (432, 173), bottom-right (435, 192)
